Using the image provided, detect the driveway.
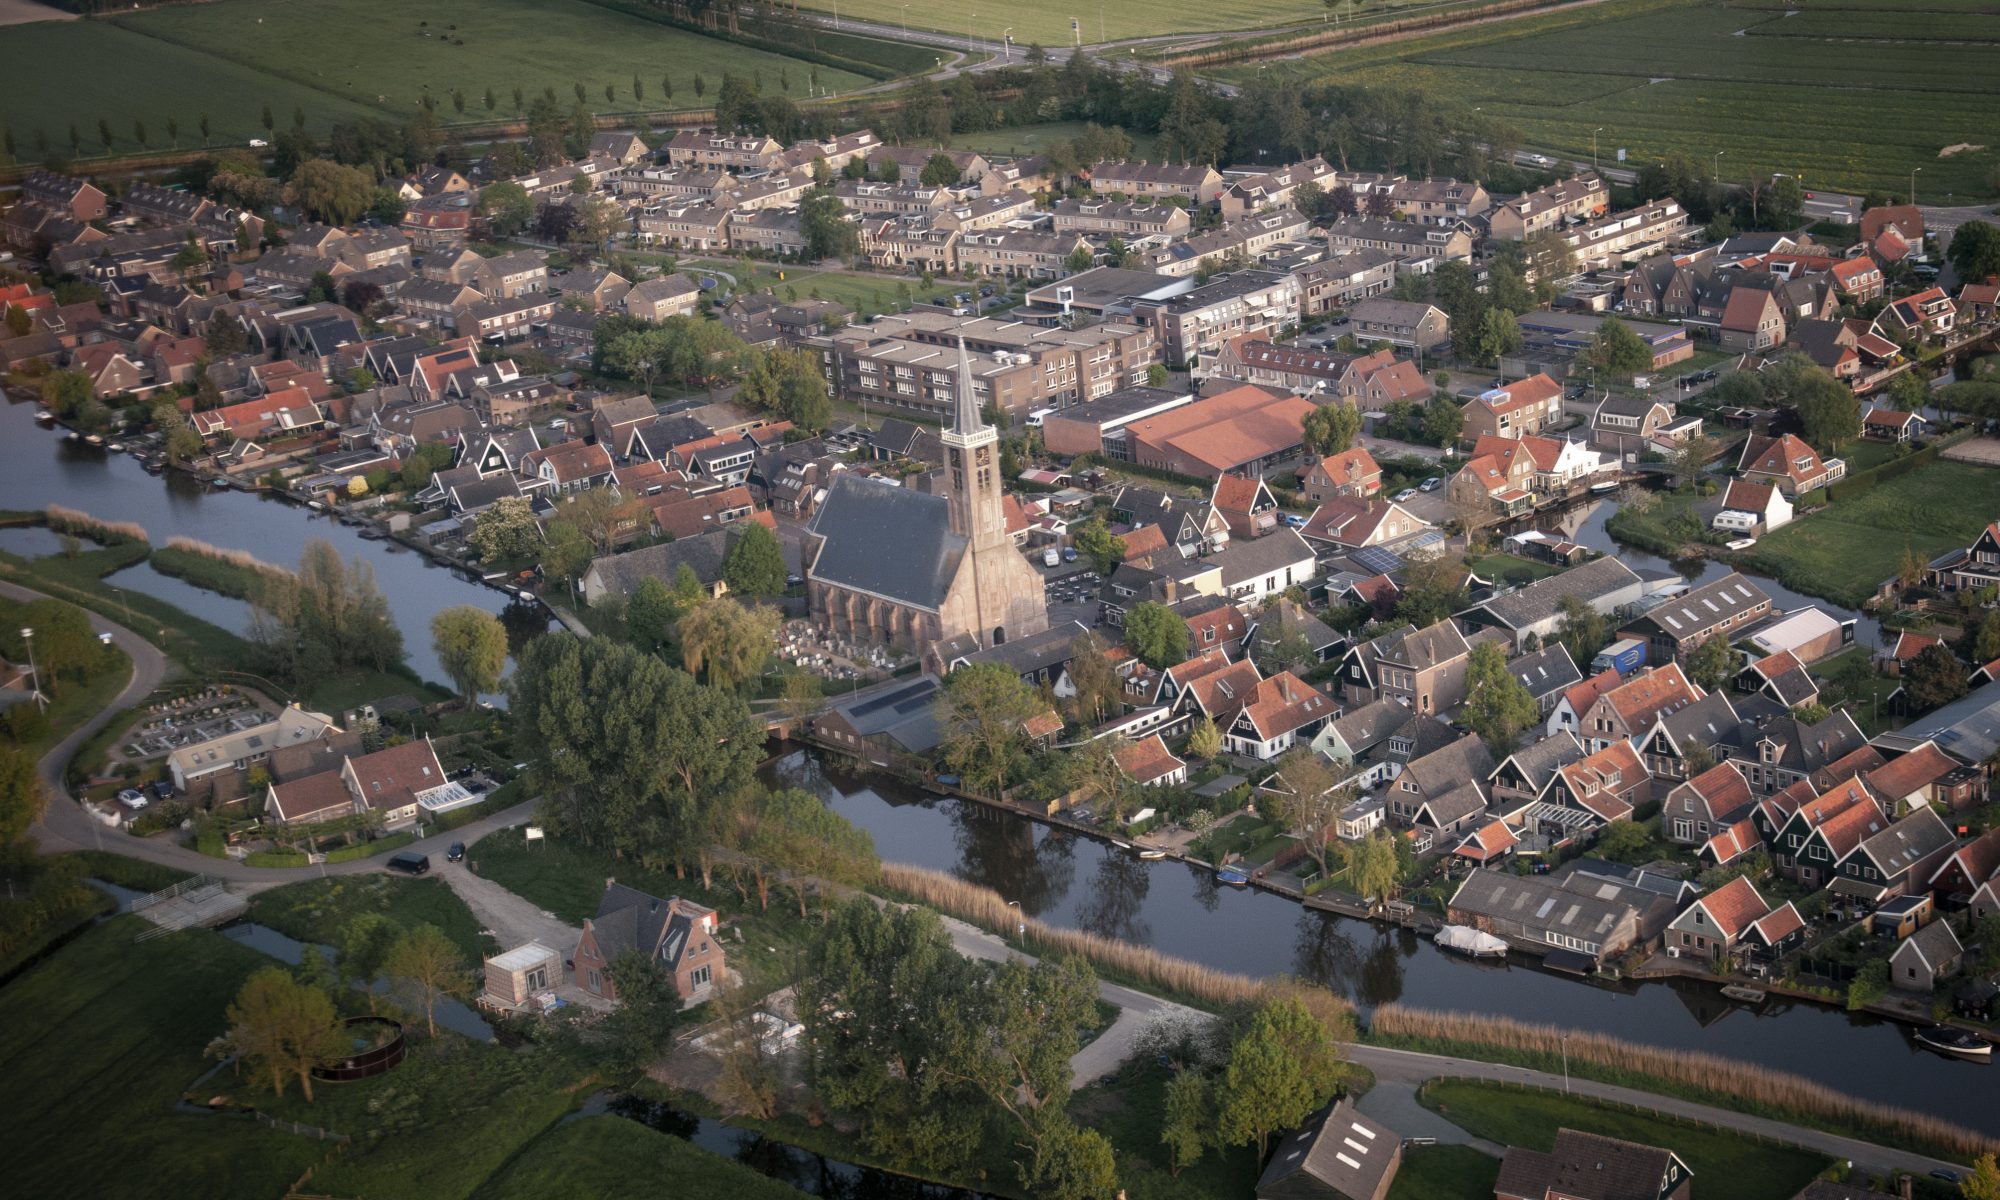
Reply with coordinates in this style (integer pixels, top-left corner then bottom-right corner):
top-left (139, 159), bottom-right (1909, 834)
top-left (435, 854), bottom-right (581, 955)
top-left (8, 580), bottom-right (539, 887)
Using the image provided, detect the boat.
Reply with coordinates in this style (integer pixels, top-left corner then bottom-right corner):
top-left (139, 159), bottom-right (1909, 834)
top-left (1719, 985), bottom-right (1767, 1004)
top-left (1915, 1026), bottom-right (1992, 1061)
top-left (1215, 866), bottom-right (1249, 887)
top-left (84, 434), bottom-right (103, 447)
top-left (1435, 925), bottom-right (1510, 959)
top-left (1137, 847), bottom-right (1166, 861)
top-left (357, 528), bottom-right (388, 541)
top-left (65, 431), bottom-right (80, 443)
top-left (107, 442), bottom-right (124, 453)
top-left (34, 409), bottom-right (54, 426)
top-left (210, 477), bottom-right (230, 489)
top-left (1589, 480), bottom-right (1620, 494)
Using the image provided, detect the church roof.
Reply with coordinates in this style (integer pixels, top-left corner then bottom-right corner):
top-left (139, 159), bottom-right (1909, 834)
top-left (806, 475), bottom-right (965, 611)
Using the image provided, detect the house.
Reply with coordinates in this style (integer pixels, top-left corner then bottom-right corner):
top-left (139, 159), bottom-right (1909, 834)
top-left (1254, 1099), bottom-right (1402, 1200)
top-left (1736, 650), bottom-right (1819, 710)
top-left (1085, 159), bottom-right (1225, 206)
top-left (1212, 529), bottom-right (1319, 602)
top-left (1300, 447), bottom-right (1383, 503)
top-left (1575, 663), bottom-right (1703, 754)
top-left (1446, 870), bottom-right (1646, 965)
top-left (1462, 374), bottom-right (1564, 442)
top-left (1300, 496), bottom-right (1431, 554)
top-left (167, 704), bottom-right (340, 792)
top-left (1865, 740), bottom-right (1981, 811)
top-left (1339, 619), bottom-right (1471, 713)
top-left (1538, 740), bottom-right (1648, 830)
top-left (1225, 672), bottom-right (1335, 760)
top-left (1832, 805), bottom-right (1956, 904)
top-left (1890, 919), bottom-right (1963, 993)
top-left (1875, 630), bottom-right (1943, 678)
top-left (1665, 875), bottom-right (1778, 964)
top-left (573, 881), bottom-right (726, 1002)
top-left (1662, 761), bottom-right (1754, 847)
top-left (1252, 599), bottom-right (1346, 668)
top-left (1927, 522), bottom-right (2000, 595)
top-left (1459, 557), bottom-right (1647, 653)
top-left (1495, 1129), bottom-right (1691, 1200)
top-left (1617, 572), bottom-right (1771, 665)
top-left (481, 942), bottom-right (562, 1010)
top-left (1348, 299), bottom-right (1449, 353)
top-left (1876, 287), bottom-right (1956, 343)
top-left (265, 736), bottom-right (453, 830)
top-left (1590, 394), bottom-right (1684, 456)
top-left (1508, 644), bottom-right (1584, 716)
top-left (1711, 479), bottom-right (1792, 534)
top-left (1113, 734), bottom-right (1188, 788)
top-left (1738, 432), bottom-right (1844, 498)
top-left (1719, 287), bottom-right (1787, 353)
top-left (1861, 407), bottom-right (1923, 443)
top-left (1488, 732), bottom-right (1585, 815)
top-left (1488, 175), bottom-right (1610, 240)
top-left (1774, 778), bottom-right (1885, 888)
top-left (1930, 828), bottom-right (2000, 904)
top-left (1389, 733), bottom-right (1494, 837)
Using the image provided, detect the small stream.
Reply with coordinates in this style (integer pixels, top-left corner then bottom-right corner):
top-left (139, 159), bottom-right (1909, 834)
top-left (213, 921), bottom-right (494, 1042)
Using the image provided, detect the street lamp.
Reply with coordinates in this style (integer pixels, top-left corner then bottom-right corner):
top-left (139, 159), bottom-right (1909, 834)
top-left (900, 3), bottom-right (909, 35)
top-left (1712, 149), bottom-right (1724, 181)
top-left (1003, 27), bottom-right (1013, 61)
top-left (18, 627), bottom-right (41, 707)
top-left (1911, 166), bottom-right (1922, 207)
top-left (1592, 126), bottom-right (1603, 173)
top-left (1006, 899), bottom-right (1024, 936)
top-left (1561, 1031), bottom-right (1571, 1094)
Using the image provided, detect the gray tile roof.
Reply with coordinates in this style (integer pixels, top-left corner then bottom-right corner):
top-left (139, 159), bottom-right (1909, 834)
top-left (1508, 643), bottom-right (1582, 701)
top-left (585, 528), bottom-right (734, 599)
top-left (806, 475), bottom-right (965, 612)
top-left (1467, 557), bottom-right (1642, 631)
top-left (1255, 1100), bottom-right (1399, 1200)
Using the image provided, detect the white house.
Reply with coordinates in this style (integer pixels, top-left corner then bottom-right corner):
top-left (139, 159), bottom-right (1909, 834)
top-left (1225, 671), bottom-right (1335, 760)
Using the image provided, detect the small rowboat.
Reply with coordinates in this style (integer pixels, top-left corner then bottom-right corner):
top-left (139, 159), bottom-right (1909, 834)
top-left (1719, 985), bottom-right (1767, 1004)
top-left (1215, 866), bottom-right (1249, 887)
top-left (1136, 847), bottom-right (1166, 861)
top-left (1590, 480), bottom-right (1620, 494)
top-left (1915, 1026), bottom-right (1992, 1061)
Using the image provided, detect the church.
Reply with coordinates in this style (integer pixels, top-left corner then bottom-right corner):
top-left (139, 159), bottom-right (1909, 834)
top-left (804, 340), bottom-right (1048, 666)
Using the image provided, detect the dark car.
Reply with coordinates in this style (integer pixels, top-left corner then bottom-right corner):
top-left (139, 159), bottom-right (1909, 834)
top-left (446, 842), bottom-right (466, 863)
top-left (386, 852), bottom-right (431, 876)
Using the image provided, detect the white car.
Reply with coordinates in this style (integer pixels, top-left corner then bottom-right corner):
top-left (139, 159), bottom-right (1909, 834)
top-left (248, 138), bottom-right (269, 149)
top-left (1419, 476), bottom-right (1444, 492)
top-left (1393, 487), bottom-right (1419, 502)
top-left (117, 789), bottom-right (149, 809)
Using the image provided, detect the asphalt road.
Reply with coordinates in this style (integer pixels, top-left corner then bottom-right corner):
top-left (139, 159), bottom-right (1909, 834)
top-left (8, 579), bottom-right (539, 889)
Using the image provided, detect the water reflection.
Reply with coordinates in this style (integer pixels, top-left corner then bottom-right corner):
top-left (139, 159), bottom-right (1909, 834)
top-left (1075, 852), bottom-right (1151, 944)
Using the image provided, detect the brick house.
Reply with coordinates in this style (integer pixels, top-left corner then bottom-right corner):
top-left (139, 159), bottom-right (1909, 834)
top-left (1300, 446), bottom-right (1382, 503)
top-left (573, 880), bottom-right (727, 1002)
top-left (1737, 432), bottom-right (1844, 497)
top-left (1719, 287), bottom-right (1786, 353)
top-left (1462, 374), bottom-right (1564, 442)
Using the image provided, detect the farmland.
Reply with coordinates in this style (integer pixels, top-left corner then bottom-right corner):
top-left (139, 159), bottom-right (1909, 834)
top-left (789, 0), bottom-right (1480, 47)
top-left (1213, 0), bottom-right (2000, 198)
top-left (0, 0), bottom-right (894, 153)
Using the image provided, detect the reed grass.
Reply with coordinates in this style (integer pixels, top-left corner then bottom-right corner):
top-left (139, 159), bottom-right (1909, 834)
top-left (43, 505), bottom-right (148, 546)
top-left (882, 862), bottom-right (1331, 1014)
top-left (1370, 1005), bottom-right (1998, 1162)
top-left (162, 537), bottom-right (293, 578)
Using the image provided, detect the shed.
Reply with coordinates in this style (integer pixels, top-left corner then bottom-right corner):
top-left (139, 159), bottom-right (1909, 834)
top-left (1255, 1098), bottom-right (1401, 1200)
top-left (1890, 920), bottom-right (1964, 993)
top-left (483, 941), bottom-right (561, 1008)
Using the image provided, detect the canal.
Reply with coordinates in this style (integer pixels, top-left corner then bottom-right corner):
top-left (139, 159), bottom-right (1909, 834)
top-left (0, 399), bottom-right (532, 691)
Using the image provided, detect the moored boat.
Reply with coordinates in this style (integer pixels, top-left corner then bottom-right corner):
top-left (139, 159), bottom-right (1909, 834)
top-left (1435, 924), bottom-right (1510, 959)
top-left (84, 434), bottom-right (104, 446)
top-left (1915, 1026), bottom-right (1992, 1061)
top-left (1215, 866), bottom-right (1249, 887)
top-left (1589, 480), bottom-right (1620, 494)
top-left (1719, 984), bottom-right (1767, 1004)
top-left (1137, 847), bottom-right (1166, 861)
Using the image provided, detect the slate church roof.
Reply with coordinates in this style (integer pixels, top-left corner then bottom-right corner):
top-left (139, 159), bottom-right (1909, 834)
top-left (806, 474), bottom-right (966, 612)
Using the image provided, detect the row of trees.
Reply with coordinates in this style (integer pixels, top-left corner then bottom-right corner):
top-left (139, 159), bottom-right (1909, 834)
top-left (248, 539), bottom-right (407, 684)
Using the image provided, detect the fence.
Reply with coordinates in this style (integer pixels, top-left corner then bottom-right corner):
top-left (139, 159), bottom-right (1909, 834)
top-left (257, 1113), bottom-right (351, 1144)
top-left (127, 873), bottom-right (224, 913)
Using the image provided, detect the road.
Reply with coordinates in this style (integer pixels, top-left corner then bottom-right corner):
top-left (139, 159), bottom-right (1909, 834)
top-left (1346, 1043), bottom-right (1965, 1180)
top-left (8, 579), bottom-right (540, 888)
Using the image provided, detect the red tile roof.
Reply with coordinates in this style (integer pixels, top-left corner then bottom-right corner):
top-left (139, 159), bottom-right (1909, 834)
top-left (1749, 902), bottom-right (1805, 946)
top-left (1696, 875), bottom-right (1770, 940)
top-left (1113, 733), bottom-right (1185, 784)
top-left (1235, 671), bottom-right (1332, 740)
top-left (1864, 742), bottom-right (1957, 801)
top-left (1702, 817), bottom-right (1761, 865)
top-left (344, 738), bottom-right (446, 812)
top-left (1601, 663), bottom-right (1701, 729)
top-left (1455, 819), bottom-right (1518, 861)
top-left (1685, 760), bottom-right (1754, 820)
top-left (268, 770), bottom-right (352, 823)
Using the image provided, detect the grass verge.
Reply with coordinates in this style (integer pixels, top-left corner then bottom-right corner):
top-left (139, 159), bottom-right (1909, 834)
top-left (1420, 1078), bottom-right (1829, 1200)
top-left (1386, 1144), bottom-right (1503, 1200)
top-left (243, 874), bottom-right (497, 963)
top-left (481, 1114), bottom-right (811, 1199)
top-left (55, 850), bottom-right (193, 892)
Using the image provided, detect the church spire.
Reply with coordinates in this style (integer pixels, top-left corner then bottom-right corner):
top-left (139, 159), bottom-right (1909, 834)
top-left (951, 337), bottom-right (987, 439)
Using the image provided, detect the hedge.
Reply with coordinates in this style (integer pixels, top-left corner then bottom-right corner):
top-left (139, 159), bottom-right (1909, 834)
top-left (241, 849), bottom-right (309, 868)
top-left (1828, 442), bottom-right (1938, 501)
top-left (324, 832), bottom-right (414, 864)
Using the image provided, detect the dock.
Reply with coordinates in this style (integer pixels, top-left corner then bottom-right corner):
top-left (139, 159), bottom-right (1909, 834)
top-left (129, 875), bottom-right (248, 940)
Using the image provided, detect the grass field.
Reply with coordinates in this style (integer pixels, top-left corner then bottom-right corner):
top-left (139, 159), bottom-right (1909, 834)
top-left (483, 1115), bottom-right (811, 1200)
top-left (1741, 459), bottom-right (2000, 608)
top-left (1422, 1080), bottom-right (1829, 1200)
top-left (244, 874), bottom-right (498, 964)
top-left (1, 0), bottom-right (880, 151)
top-left (949, 119), bottom-right (1158, 161)
top-left (790, 0), bottom-right (1484, 46)
top-left (1385, 1144), bottom-right (1503, 1200)
top-left (0, 919), bottom-right (326, 1200)
top-left (1214, 0), bottom-right (2000, 198)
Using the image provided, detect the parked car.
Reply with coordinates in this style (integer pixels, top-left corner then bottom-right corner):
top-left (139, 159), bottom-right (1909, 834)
top-left (116, 789), bottom-right (148, 810)
top-left (1043, 547), bottom-right (1061, 567)
top-left (1283, 513), bottom-right (1307, 528)
top-left (386, 852), bottom-right (431, 876)
top-left (1419, 476), bottom-right (1443, 492)
top-left (1393, 487), bottom-right (1419, 502)
top-left (446, 842), bottom-right (466, 863)
top-left (1062, 547), bottom-right (1078, 563)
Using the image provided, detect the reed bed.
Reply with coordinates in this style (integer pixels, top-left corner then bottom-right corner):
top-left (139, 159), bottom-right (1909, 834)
top-left (43, 505), bottom-right (148, 546)
top-left (882, 862), bottom-right (1326, 1014)
top-left (1371, 1005), bottom-right (1999, 1161)
top-left (162, 537), bottom-right (293, 578)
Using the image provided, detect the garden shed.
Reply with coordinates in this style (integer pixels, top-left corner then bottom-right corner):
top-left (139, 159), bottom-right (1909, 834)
top-left (483, 941), bottom-right (561, 1009)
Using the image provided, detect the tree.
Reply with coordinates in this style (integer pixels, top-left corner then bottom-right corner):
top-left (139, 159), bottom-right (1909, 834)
top-left (1301, 401), bottom-right (1362, 457)
top-left (1070, 516), bottom-right (1126, 575)
top-left (1597, 818), bottom-right (1651, 862)
top-left (430, 605), bottom-right (507, 705)
top-left (738, 345), bottom-right (832, 430)
top-left (750, 787), bottom-right (878, 917)
top-left (1160, 1070), bottom-right (1209, 1176)
top-left (1670, 431), bottom-right (1716, 487)
top-left (1553, 593), bottom-right (1611, 667)
top-left (469, 495), bottom-right (542, 563)
top-left (1018, 1108), bottom-right (1120, 1200)
top-left (1422, 393), bottom-right (1464, 448)
top-left (711, 981), bottom-right (782, 1117)
top-left (920, 153), bottom-right (961, 188)
top-left (1949, 220), bottom-right (2000, 286)
top-left (1216, 995), bottom-right (1347, 1158)
top-left (289, 159), bottom-right (376, 225)
top-left (1124, 601), bottom-right (1190, 670)
top-left (477, 181), bottom-right (534, 237)
top-left (780, 671), bottom-right (824, 725)
top-left (1975, 610), bottom-right (2000, 665)
top-left (1765, 354), bottom-right (1861, 451)
top-left (679, 597), bottom-right (777, 691)
top-left (1473, 307), bottom-right (1523, 366)
top-left (1906, 643), bottom-right (1969, 712)
top-left (1066, 632), bottom-right (1123, 726)
top-left (383, 923), bottom-right (466, 1037)
top-left (335, 912), bottom-right (400, 1015)
top-left (1887, 368), bottom-right (1928, 414)
top-left (573, 193), bottom-right (626, 253)
top-left (249, 540), bottom-right (404, 680)
top-left (1065, 245), bottom-right (1097, 275)
top-left (937, 663), bottom-right (1043, 797)
top-left (1461, 640), bottom-right (1539, 753)
top-left (720, 521), bottom-right (788, 600)
top-left (1962, 1153), bottom-right (2000, 1200)
top-left (1274, 749), bottom-right (1352, 880)
top-left (152, 403), bottom-right (204, 467)
top-left (1686, 632), bottom-right (1737, 691)
top-left (1341, 829), bottom-right (1402, 904)
top-left (601, 950), bottom-right (682, 1074)
top-left (225, 966), bottom-right (346, 1102)
top-left (1394, 555), bottom-right (1470, 628)
top-left (1187, 716), bottom-right (1223, 760)
top-left (0, 746), bottom-right (47, 845)
top-left (1847, 957), bottom-right (1889, 1011)
top-left (1580, 317), bottom-right (1652, 382)
top-left (800, 187), bottom-right (857, 261)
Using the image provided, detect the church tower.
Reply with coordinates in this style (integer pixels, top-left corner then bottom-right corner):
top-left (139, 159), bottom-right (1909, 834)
top-left (943, 338), bottom-right (1008, 550)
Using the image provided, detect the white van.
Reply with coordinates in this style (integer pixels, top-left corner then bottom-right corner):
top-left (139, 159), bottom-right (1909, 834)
top-left (1027, 408), bottom-right (1055, 428)
top-left (1043, 547), bottom-right (1061, 567)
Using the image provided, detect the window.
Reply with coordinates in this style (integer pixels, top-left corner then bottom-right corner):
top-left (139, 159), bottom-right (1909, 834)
top-left (690, 965), bottom-right (712, 987)
top-left (587, 968), bottom-right (602, 991)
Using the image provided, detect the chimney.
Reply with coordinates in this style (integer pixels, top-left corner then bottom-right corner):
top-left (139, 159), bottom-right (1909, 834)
top-left (605, 877), bottom-right (616, 889)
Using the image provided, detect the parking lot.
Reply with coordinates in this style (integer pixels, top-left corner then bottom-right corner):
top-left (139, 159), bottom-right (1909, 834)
top-left (1038, 560), bottom-right (1104, 630)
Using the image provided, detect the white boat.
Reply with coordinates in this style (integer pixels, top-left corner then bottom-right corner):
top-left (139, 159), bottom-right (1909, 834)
top-left (1589, 480), bottom-right (1620, 494)
top-left (1137, 847), bottom-right (1166, 861)
top-left (1915, 1026), bottom-right (1992, 1061)
top-left (1435, 925), bottom-right (1510, 959)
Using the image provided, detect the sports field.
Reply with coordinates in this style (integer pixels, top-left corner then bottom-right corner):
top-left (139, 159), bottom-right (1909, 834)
top-left (790, 0), bottom-right (1473, 47)
top-left (1214, 0), bottom-right (2000, 198)
top-left (0, 0), bottom-right (885, 152)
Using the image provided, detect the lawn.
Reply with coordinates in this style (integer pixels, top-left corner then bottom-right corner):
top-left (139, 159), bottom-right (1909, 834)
top-left (950, 119), bottom-right (1157, 162)
top-left (0, 919), bottom-right (326, 1200)
top-left (1741, 459), bottom-right (2000, 608)
top-left (1070, 1057), bottom-right (1265, 1200)
top-left (1215, 0), bottom-right (2000, 198)
top-left (245, 874), bottom-right (498, 963)
top-left (1421, 1080), bottom-right (1829, 1200)
top-left (1386, 1144), bottom-right (1502, 1200)
top-left (482, 1114), bottom-right (811, 1200)
top-left (790, 0), bottom-right (1468, 46)
top-left (468, 829), bottom-right (821, 1008)
top-left (1, 0), bottom-right (894, 153)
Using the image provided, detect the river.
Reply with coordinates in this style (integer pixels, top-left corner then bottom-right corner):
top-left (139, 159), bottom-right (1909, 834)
top-left (0, 399), bottom-right (537, 691)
